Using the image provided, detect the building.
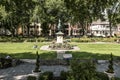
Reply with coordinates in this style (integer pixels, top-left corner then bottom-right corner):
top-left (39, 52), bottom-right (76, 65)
top-left (90, 20), bottom-right (118, 37)
top-left (0, 20), bottom-right (120, 37)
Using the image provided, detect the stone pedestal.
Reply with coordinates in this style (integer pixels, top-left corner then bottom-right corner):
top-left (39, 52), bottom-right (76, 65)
top-left (56, 31), bottom-right (64, 43)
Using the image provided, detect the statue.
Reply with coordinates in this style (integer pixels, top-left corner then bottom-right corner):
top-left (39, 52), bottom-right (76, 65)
top-left (57, 19), bottom-right (61, 31)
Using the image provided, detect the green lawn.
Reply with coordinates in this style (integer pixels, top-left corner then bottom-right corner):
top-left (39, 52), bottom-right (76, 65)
top-left (0, 42), bottom-right (56, 59)
top-left (0, 42), bottom-right (120, 59)
top-left (69, 43), bottom-right (120, 59)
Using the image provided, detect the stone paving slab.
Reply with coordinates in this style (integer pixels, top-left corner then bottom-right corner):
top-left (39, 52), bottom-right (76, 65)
top-left (0, 62), bottom-right (70, 80)
top-left (0, 59), bottom-right (120, 80)
top-left (57, 51), bottom-right (65, 59)
top-left (96, 62), bottom-right (120, 78)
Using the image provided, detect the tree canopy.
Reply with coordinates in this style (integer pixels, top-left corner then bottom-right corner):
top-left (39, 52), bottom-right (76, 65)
top-left (0, 0), bottom-right (120, 36)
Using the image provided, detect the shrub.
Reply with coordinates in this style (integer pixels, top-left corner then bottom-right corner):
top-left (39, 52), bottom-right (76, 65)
top-left (114, 77), bottom-right (120, 80)
top-left (60, 71), bottom-right (69, 80)
top-left (37, 37), bottom-right (46, 42)
top-left (79, 37), bottom-right (92, 42)
top-left (106, 53), bottom-right (114, 73)
top-left (27, 38), bottom-right (36, 42)
top-left (71, 38), bottom-right (80, 42)
top-left (43, 71), bottom-right (53, 80)
top-left (71, 37), bottom-right (117, 42)
top-left (96, 72), bottom-right (109, 80)
top-left (27, 76), bottom-right (36, 80)
top-left (70, 60), bottom-right (98, 80)
top-left (38, 71), bottom-right (53, 80)
top-left (33, 51), bottom-right (40, 72)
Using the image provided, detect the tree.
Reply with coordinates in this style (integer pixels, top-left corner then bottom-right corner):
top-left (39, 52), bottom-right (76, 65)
top-left (106, 53), bottom-right (114, 73)
top-left (64, 0), bottom-right (120, 36)
top-left (33, 51), bottom-right (41, 72)
top-left (106, 1), bottom-right (120, 37)
top-left (0, 0), bottom-right (38, 36)
top-left (39, 0), bottom-right (69, 36)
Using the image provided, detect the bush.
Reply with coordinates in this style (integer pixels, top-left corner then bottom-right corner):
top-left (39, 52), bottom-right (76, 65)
top-left (71, 37), bottom-right (117, 42)
top-left (38, 71), bottom-right (53, 80)
top-left (33, 51), bottom-right (40, 72)
top-left (0, 57), bottom-right (22, 69)
top-left (96, 72), bottom-right (109, 80)
top-left (0, 36), bottom-right (24, 42)
top-left (27, 76), bottom-right (36, 80)
top-left (114, 77), bottom-right (120, 80)
top-left (27, 38), bottom-right (36, 42)
top-left (60, 71), bottom-right (69, 80)
top-left (71, 38), bottom-right (80, 42)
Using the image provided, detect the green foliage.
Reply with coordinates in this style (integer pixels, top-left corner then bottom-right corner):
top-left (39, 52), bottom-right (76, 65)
top-left (33, 51), bottom-right (40, 72)
top-left (27, 76), bottom-right (36, 80)
top-left (71, 37), bottom-right (117, 42)
top-left (64, 0), bottom-right (120, 36)
top-left (70, 60), bottom-right (100, 80)
top-left (0, 0), bottom-right (38, 36)
top-left (60, 71), bottom-right (69, 80)
top-left (106, 53), bottom-right (114, 73)
top-left (96, 72), bottom-right (109, 80)
top-left (38, 71), bottom-right (53, 80)
top-left (41, 22), bottom-right (50, 37)
top-left (114, 77), bottom-right (120, 80)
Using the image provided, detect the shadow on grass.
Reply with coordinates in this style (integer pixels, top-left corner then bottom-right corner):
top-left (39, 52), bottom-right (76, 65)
top-left (0, 51), bottom-right (120, 60)
top-left (67, 51), bottom-right (120, 60)
top-left (0, 51), bottom-right (56, 59)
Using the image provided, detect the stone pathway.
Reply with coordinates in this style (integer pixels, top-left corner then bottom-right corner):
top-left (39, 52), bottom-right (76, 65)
top-left (0, 60), bottom-right (70, 80)
top-left (57, 51), bottom-right (65, 59)
top-left (96, 61), bottom-right (120, 78)
top-left (0, 60), bottom-right (120, 80)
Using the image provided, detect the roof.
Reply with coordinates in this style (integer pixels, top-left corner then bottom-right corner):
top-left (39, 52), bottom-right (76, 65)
top-left (92, 21), bottom-right (109, 25)
top-left (92, 19), bottom-right (109, 25)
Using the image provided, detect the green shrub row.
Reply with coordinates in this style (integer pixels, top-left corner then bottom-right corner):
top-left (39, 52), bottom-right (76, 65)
top-left (71, 37), bottom-right (119, 42)
top-left (27, 71), bottom-right (120, 80)
top-left (0, 36), bottom-right (119, 42)
top-left (0, 37), bottom-right (50, 42)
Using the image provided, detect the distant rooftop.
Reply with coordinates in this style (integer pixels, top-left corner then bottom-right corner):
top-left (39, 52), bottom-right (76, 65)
top-left (92, 19), bottom-right (109, 25)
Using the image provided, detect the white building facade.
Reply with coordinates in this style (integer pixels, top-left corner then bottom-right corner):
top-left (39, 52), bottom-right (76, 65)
top-left (90, 20), bottom-right (117, 37)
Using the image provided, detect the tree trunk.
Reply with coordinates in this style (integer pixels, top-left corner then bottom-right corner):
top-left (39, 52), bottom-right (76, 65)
top-left (27, 24), bottom-right (30, 37)
top-left (109, 17), bottom-right (112, 37)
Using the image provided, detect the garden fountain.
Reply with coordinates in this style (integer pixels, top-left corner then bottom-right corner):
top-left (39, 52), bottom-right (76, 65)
top-left (40, 19), bottom-right (80, 59)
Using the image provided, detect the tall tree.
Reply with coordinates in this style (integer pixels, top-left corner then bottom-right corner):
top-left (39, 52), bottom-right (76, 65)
top-left (64, 0), bottom-right (120, 36)
top-left (0, 0), bottom-right (38, 36)
top-left (35, 0), bottom-right (69, 36)
top-left (106, 1), bottom-right (120, 37)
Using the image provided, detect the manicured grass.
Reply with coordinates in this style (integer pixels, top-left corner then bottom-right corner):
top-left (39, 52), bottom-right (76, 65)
top-left (69, 42), bottom-right (120, 59)
top-left (0, 42), bottom-right (120, 59)
top-left (0, 42), bottom-right (56, 59)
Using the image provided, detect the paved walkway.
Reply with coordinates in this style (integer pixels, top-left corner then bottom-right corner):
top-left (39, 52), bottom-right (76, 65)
top-left (57, 51), bottom-right (65, 59)
top-left (96, 61), bottom-right (120, 78)
top-left (0, 60), bottom-right (70, 80)
top-left (0, 60), bottom-right (120, 80)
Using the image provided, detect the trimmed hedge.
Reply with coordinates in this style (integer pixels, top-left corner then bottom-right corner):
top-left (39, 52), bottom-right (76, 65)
top-left (0, 36), bottom-right (51, 42)
top-left (71, 37), bottom-right (118, 42)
